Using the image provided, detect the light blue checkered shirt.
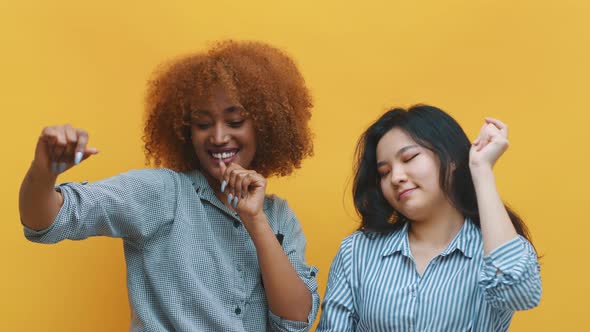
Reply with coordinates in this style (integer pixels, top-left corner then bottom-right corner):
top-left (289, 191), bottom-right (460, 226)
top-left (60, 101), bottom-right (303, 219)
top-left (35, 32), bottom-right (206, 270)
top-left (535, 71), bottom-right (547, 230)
top-left (24, 168), bottom-right (320, 332)
top-left (317, 219), bottom-right (541, 332)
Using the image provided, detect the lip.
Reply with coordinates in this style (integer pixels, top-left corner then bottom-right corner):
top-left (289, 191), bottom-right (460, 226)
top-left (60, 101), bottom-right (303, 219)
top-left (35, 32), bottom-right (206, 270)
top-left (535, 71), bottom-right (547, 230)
top-left (209, 148), bottom-right (239, 165)
top-left (398, 187), bottom-right (417, 201)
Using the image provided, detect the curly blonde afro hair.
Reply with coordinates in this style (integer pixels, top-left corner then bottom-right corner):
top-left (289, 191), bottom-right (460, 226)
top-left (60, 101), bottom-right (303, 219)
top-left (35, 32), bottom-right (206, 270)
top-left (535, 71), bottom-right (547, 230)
top-left (143, 40), bottom-right (314, 177)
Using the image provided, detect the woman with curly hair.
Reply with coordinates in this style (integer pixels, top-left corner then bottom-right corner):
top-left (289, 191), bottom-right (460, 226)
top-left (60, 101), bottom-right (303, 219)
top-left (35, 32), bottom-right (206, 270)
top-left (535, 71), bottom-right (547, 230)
top-left (19, 40), bottom-right (319, 331)
top-left (317, 105), bottom-right (541, 331)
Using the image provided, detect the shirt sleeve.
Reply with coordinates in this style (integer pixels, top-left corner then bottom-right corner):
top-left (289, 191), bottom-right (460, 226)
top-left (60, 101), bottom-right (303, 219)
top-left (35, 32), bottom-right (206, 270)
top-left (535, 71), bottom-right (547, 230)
top-left (316, 235), bottom-right (357, 332)
top-left (478, 235), bottom-right (542, 311)
top-left (267, 205), bottom-right (320, 332)
top-left (23, 168), bottom-right (177, 244)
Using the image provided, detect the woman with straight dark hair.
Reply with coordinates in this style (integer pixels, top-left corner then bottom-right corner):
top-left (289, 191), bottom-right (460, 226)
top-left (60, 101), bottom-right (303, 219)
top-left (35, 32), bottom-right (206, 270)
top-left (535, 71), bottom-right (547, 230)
top-left (317, 105), bottom-right (541, 331)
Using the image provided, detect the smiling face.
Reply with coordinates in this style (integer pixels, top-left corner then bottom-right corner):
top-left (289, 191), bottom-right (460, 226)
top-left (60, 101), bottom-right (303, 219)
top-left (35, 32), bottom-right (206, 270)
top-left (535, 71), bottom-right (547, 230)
top-left (376, 127), bottom-right (449, 222)
top-left (190, 86), bottom-right (257, 184)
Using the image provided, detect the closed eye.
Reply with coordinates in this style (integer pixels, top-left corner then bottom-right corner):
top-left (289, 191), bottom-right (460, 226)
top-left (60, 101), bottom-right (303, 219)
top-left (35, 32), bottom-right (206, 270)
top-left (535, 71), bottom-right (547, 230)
top-left (195, 123), bottom-right (212, 130)
top-left (404, 153), bottom-right (419, 162)
top-left (228, 120), bottom-right (245, 128)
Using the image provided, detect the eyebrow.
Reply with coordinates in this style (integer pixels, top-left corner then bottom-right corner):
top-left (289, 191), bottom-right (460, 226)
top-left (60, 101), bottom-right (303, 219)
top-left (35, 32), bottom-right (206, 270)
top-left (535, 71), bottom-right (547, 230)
top-left (376, 145), bottom-right (419, 167)
top-left (193, 105), bottom-right (246, 116)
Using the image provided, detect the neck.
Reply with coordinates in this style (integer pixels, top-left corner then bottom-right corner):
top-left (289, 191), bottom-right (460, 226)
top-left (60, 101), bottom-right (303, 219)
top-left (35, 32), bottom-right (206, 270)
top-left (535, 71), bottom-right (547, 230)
top-left (408, 202), bottom-right (464, 249)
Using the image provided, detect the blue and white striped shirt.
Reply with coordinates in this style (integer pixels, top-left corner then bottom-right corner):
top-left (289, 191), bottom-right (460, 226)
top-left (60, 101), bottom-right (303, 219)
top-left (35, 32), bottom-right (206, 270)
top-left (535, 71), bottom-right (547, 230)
top-left (317, 219), bottom-right (541, 332)
top-left (24, 168), bottom-right (320, 332)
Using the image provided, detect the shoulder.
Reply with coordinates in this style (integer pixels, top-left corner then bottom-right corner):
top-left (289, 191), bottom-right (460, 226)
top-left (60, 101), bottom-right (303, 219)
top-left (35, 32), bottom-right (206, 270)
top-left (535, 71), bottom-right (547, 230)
top-left (263, 194), bottom-right (295, 220)
top-left (113, 168), bottom-right (181, 188)
top-left (119, 168), bottom-right (179, 181)
top-left (88, 168), bottom-right (181, 198)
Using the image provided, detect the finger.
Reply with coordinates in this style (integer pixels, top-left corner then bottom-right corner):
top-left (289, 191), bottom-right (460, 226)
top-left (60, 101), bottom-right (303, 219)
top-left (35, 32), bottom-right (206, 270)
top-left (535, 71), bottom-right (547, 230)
top-left (60, 125), bottom-right (77, 164)
top-left (227, 166), bottom-right (240, 199)
top-left (232, 174), bottom-right (251, 208)
top-left (478, 127), bottom-right (490, 152)
top-left (40, 126), bottom-right (68, 173)
top-left (74, 129), bottom-right (89, 165)
top-left (472, 135), bottom-right (481, 146)
top-left (80, 147), bottom-right (100, 162)
top-left (231, 168), bottom-right (250, 208)
top-left (233, 171), bottom-right (245, 201)
top-left (50, 127), bottom-right (67, 173)
top-left (40, 127), bottom-right (58, 160)
top-left (241, 173), bottom-right (252, 199)
top-left (219, 158), bottom-right (227, 192)
top-left (475, 124), bottom-right (486, 150)
top-left (235, 170), bottom-right (255, 200)
top-left (485, 117), bottom-right (508, 135)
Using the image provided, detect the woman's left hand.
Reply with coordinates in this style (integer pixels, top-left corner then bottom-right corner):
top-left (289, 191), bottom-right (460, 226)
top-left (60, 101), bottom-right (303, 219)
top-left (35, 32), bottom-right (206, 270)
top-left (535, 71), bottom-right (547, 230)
top-left (219, 160), bottom-right (267, 222)
top-left (469, 117), bottom-right (509, 170)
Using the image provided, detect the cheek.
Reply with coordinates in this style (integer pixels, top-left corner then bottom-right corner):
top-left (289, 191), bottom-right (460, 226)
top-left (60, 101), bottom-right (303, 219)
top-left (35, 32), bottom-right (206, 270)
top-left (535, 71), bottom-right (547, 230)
top-left (190, 131), bottom-right (205, 149)
top-left (380, 180), bottom-right (397, 206)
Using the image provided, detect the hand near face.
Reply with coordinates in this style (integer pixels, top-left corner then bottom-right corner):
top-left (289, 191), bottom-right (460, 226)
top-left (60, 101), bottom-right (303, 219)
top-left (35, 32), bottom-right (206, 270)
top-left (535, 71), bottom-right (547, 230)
top-left (219, 159), bottom-right (267, 221)
top-left (34, 125), bottom-right (99, 176)
top-left (469, 118), bottom-right (509, 170)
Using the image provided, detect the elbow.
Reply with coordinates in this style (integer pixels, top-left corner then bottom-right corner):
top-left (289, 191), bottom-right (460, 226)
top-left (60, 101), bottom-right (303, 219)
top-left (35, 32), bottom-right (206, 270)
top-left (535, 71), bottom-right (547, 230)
top-left (284, 300), bottom-right (312, 322)
top-left (521, 284), bottom-right (542, 310)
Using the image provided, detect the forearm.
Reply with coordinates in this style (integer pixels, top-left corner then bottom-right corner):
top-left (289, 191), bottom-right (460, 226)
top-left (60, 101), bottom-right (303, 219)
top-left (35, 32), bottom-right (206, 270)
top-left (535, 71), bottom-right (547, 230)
top-left (471, 166), bottom-right (517, 255)
top-left (19, 162), bottom-right (63, 231)
top-left (244, 215), bottom-right (312, 322)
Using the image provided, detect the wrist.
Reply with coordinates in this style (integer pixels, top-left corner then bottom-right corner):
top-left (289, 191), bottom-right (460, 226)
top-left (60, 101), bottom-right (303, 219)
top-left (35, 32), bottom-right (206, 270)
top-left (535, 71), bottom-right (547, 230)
top-left (29, 160), bottom-right (58, 186)
top-left (469, 162), bottom-right (493, 175)
top-left (242, 212), bottom-right (271, 236)
top-left (470, 165), bottom-right (496, 186)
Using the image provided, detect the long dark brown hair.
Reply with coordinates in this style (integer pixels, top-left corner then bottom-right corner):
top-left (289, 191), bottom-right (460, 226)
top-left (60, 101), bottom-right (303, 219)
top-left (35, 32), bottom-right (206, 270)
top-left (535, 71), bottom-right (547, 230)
top-left (353, 105), bottom-right (535, 247)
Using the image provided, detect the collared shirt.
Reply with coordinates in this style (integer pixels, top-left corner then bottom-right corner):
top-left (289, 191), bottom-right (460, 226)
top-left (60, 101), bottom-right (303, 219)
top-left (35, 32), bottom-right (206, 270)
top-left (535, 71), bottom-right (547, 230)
top-left (317, 220), bottom-right (541, 332)
top-left (24, 168), bottom-right (320, 332)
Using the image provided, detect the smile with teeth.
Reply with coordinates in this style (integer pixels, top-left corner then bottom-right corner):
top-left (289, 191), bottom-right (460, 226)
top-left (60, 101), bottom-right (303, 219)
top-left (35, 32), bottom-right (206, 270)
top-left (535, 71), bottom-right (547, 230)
top-left (211, 151), bottom-right (237, 159)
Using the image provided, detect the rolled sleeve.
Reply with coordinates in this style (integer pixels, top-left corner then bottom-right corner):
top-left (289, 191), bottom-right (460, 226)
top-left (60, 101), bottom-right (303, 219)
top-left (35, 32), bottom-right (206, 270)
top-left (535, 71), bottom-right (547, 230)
top-left (479, 235), bottom-right (542, 311)
top-left (23, 169), bottom-right (177, 244)
top-left (267, 209), bottom-right (320, 332)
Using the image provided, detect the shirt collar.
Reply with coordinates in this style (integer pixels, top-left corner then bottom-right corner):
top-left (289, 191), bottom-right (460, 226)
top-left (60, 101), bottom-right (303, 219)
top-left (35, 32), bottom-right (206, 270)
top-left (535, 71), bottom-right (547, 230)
top-left (440, 219), bottom-right (478, 259)
top-left (380, 222), bottom-right (412, 258)
top-left (380, 218), bottom-right (478, 259)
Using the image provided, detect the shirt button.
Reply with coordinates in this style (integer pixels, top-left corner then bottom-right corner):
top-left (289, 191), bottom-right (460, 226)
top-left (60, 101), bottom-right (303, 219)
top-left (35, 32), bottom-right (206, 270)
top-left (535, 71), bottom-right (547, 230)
top-left (233, 221), bottom-right (240, 228)
top-left (235, 306), bottom-right (242, 315)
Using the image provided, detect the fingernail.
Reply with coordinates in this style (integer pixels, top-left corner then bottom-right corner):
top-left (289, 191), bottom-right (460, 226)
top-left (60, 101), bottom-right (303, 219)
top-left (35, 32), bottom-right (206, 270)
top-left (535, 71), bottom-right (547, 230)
top-left (58, 162), bottom-right (67, 173)
top-left (221, 180), bottom-right (227, 193)
top-left (232, 196), bottom-right (239, 208)
top-left (51, 162), bottom-right (58, 173)
top-left (227, 193), bottom-right (233, 206)
top-left (74, 152), bottom-right (83, 165)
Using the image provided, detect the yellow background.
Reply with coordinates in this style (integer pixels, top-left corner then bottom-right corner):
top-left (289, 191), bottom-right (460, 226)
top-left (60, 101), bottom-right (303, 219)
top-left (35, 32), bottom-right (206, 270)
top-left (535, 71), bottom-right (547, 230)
top-left (2, 0), bottom-right (588, 330)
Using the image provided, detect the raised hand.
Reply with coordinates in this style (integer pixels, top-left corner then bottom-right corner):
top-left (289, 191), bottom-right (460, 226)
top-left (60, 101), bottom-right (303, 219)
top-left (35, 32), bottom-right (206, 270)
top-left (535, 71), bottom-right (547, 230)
top-left (219, 159), bottom-right (266, 221)
top-left (469, 118), bottom-right (509, 170)
top-left (34, 124), bottom-right (99, 176)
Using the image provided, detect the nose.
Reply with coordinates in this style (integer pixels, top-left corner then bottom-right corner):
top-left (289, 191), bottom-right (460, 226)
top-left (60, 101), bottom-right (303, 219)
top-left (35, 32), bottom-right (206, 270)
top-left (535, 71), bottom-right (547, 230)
top-left (209, 123), bottom-right (230, 145)
top-left (390, 165), bottom-right (407, 187)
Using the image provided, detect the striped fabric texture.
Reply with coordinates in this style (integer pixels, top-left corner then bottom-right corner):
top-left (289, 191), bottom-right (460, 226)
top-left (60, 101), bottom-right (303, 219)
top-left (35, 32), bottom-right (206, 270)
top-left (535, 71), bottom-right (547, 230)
top-left (317, 220), bottom-right (541, 332)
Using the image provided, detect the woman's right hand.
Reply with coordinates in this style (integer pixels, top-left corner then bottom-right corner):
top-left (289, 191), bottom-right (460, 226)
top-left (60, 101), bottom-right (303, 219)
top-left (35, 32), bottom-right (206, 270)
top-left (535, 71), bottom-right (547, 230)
top-left (33, 124), bottom-right (99, 176)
